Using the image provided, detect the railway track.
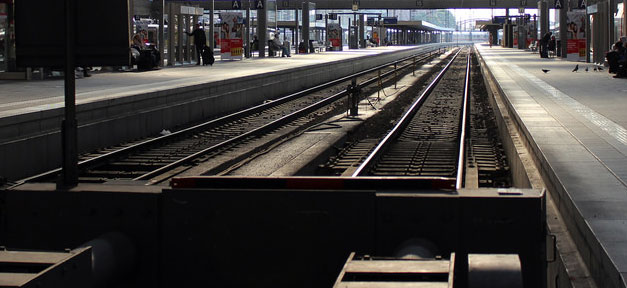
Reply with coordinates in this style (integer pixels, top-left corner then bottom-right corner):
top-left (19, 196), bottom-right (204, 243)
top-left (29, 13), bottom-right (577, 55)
top-left (319, 47), bottom-right (511, 189)
top-left (350, 47), bottom-right (470, 189)
top-left (21, 47), bottom-right (445, 185)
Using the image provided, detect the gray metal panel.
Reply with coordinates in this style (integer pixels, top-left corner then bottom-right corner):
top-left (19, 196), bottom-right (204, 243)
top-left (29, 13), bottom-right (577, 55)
top-left (15, 0), bottom-right (130, 67)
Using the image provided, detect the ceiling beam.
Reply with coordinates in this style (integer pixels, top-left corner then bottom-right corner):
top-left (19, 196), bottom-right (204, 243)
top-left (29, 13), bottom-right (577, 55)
top-left (205, 0), bottom-right (539, 10)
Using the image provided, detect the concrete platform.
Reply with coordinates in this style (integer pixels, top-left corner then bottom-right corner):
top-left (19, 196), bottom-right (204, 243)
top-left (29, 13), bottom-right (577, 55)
top-left (476, 43), bottom-right (627, 288)
top-left (0, 44), bottom-right (448, 181)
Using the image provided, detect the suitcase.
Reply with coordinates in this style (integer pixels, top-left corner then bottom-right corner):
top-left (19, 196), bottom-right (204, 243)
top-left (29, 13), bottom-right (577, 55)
top-left (137, 50), bottom-right (154, 70)
top-left (137, 48), bottom-right (160, 71)
top-left (202, 47), bottom-right (215, 66)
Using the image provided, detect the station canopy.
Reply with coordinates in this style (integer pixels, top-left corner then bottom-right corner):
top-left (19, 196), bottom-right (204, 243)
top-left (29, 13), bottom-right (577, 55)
top-left (208, 0), bottom-right (539, 10)
top-left (384, 20), bottom-right (455, 32)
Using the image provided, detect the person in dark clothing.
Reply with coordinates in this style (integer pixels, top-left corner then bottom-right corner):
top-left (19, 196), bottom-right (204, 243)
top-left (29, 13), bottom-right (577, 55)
top-left (607, 41), bottom-right (627, 78)
top-left (251, 35), bottom-right (259, 51)
top-left (548, 35), bottom-right (556, 57)
top-left (186, 24), bottom-right (207, 65)
top-left (540, 32), bottom-right (552, 58)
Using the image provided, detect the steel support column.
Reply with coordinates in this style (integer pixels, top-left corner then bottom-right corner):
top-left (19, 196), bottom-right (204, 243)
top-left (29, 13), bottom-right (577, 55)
top-left (258, 0), bottom-right (268, 57)
top-left (177, 8), bottom-right (183, 63)
top-left (359, 14), bottom-right (365, 48)
top-left (610, 0), bottom-right (616, 44)
top-left (624, 0), bottom-right (627, 38)
top-left (539, 0), bottom-right (549, 41)
top-left (294, 9), bottom-right (299, 54)
top-left (209, 0), bottom-right (215, 49)
top-left (158, 0), bottom-right (165, 66)
top-left (246, 1), bottom-right (251, 58)
top-left (586, 9), bottom-right (591, 62)
top-left (303, 2), bottom-right (311, 53)
top-left (186, 15), bottom-right (193, 62)
top-left (168, 3), bottom-right (175, 66)
top-left (559, 4), bottom-right (566, 58)
top-left (61, 0), bottom-right (78, 187)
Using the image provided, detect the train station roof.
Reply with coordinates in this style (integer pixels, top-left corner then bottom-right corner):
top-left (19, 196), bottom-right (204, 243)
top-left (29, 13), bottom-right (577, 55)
top-left (208, 0), bottom-right (540, 10)
top-left (276, 20), bottom-right (453, 32)
top-left (384, 21), bottom-right (455, 32)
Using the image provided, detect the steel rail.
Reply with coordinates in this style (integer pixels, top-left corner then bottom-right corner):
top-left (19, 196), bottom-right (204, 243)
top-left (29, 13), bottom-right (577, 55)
top-left (135, 49), bottom-right (447, 181)
top-left (19, 46), bottom-right (445, 185)
top-left (22, 45), bottom-right (450, 185)
top-left (455, 49), bottom-right (472, 190)
top-left (351, 48), bottom-right (464, 177)
top-left (134, 49), bottom-right (443, 181)
top-left (136, 50), bottom-right (441, 181)
top-left (135, 85), bottom-right (354, 180)
top-left (138, 47), bottom-right (453, 181)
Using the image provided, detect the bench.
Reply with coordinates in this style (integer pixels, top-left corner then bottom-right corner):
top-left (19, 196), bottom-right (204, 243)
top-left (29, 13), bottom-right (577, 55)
top-left (310, 41), bottom-right (325, 53)
top-left (268, 40), bottom-right (281, 57)
top-left (298, 41), bottom-right (325, 53)
top-left (529, 41), bottom-right (538, 53)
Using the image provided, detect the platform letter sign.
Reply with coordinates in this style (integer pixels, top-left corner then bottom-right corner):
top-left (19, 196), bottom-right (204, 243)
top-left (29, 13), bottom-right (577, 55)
top-left (554, 0), bottom-right (563, 9)
top-left (232, 0), bottom-right (241, 9)
top-left (254, 0), bottom-right (264, 9)
top-left (578, 0), bottom-right (586, 9)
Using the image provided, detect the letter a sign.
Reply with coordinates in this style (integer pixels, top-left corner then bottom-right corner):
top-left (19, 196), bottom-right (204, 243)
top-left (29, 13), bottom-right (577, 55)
top-left (254, 0), bottom-right (265, 9)
top-left (578, 0), bottom-right (586, 9)
top-left (232, 0), bottom-right (241, 9)
top-left (554, 0), bottom-right (563, 9)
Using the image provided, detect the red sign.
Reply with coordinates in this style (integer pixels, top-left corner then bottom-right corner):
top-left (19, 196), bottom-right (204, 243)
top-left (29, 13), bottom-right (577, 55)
top-left (567, 39), bottom-right (585, 55)
top-left (221, 39), bottom-right (243, 56)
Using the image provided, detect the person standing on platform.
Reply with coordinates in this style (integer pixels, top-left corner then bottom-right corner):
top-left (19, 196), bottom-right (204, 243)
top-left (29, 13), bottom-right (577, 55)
top-left (186, 24), bottom-right (207, 65)
top-left (540, 31), bottom-right (551, 58)
top-left (252, 35), bottom-right (259, 52)
top-left (548, 35), bottom-right (556, 57)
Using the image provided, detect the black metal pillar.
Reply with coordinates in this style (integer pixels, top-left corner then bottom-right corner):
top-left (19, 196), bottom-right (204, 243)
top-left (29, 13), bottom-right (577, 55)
top-left (349, 78), bottom-right (359, 116)
top-left (158, 0), bottom-right (165, 66)
top-left (559, 3), bottom-right (566, 58)
top-left (302, 1), bottom-right (310, 53)
top-left (246, 1), bottom-right (251, 58)
top-left (61, 0), bottom-right (78, 187)
top-left (359, 14), bottom-right (365, 48)
top-left (539, 0), bottom-right (549, 42)
top-left (209, 0), bottom-right (215, 49)
top-left (6, 0), bottom-right (15, 71)
top-left (294, 9), bottom-right (299, 54)
top-left (258, 0), bottom-right (267, 57)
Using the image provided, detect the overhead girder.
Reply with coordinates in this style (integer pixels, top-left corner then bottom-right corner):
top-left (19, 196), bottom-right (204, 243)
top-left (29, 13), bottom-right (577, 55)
top-left (206, 0), bottom-right (541, 10)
